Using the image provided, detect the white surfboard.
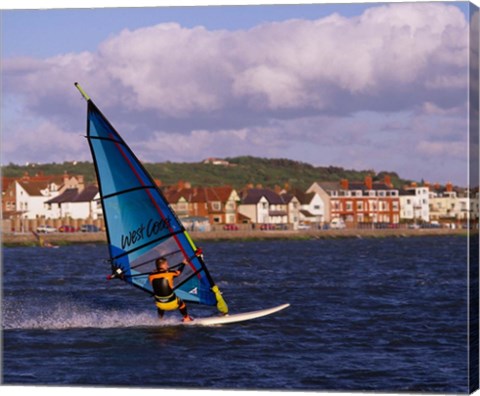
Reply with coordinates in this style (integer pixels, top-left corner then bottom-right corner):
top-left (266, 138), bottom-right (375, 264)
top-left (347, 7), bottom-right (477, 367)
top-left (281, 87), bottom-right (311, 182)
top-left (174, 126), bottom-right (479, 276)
top-left (183, 303), bottom-right (290, 326)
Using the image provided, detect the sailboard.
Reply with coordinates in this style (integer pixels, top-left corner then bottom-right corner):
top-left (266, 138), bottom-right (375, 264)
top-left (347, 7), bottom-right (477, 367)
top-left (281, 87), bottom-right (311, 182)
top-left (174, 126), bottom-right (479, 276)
top-left (75, 83), bottom-right (288, 325)
top-left (182, 303), bottom-right (290, 326)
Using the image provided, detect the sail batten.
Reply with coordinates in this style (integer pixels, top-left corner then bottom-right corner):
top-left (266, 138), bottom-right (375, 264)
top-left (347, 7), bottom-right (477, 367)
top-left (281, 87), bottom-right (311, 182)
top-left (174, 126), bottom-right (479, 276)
top-left (78, 84), bottom-right (228, 313)
top-left (88, 135), bottom-right (125, 143)
top-left (102, 185), bottom-right (158, 200)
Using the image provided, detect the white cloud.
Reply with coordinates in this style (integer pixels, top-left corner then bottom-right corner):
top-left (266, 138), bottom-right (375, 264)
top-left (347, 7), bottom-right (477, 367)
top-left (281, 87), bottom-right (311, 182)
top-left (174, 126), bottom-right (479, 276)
top-left (416, 140), bottom-right (466, 158)
top-left (2, 3), bottom-right (472, 185)
top-left (2, 119), bottom-right (87, 164)
top-left (133, 124), bottom-right (286, 163)
top-left (5, 3), bottom-right (467, 114)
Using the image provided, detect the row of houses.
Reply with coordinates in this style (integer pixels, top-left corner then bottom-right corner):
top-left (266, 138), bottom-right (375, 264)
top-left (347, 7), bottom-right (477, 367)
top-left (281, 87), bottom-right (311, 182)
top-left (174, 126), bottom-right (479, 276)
top-left (2, 172), bottom-right (478, 231)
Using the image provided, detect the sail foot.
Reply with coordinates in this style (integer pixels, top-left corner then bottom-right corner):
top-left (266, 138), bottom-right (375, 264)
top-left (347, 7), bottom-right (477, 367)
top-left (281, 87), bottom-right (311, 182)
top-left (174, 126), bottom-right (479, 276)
top-left (211, 285), bottom-right (228, 315)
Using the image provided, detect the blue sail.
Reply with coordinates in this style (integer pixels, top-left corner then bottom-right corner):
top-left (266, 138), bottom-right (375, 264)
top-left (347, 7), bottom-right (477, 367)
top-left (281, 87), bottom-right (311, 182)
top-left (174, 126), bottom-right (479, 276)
top-left (79, 84), bottom-right (227, 314)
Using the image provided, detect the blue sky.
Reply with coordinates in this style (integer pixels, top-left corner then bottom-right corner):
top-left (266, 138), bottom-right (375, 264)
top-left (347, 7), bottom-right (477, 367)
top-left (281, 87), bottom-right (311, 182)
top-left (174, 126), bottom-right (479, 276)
top-left (2, 2), bottom-right (387, 58)
top-left (1, 1), bottom-right (477, 186)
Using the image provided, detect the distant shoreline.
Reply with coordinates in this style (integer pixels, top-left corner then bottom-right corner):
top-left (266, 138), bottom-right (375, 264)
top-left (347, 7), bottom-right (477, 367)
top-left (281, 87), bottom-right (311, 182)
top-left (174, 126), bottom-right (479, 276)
top-left (1, 228), bottom-right (470, 247)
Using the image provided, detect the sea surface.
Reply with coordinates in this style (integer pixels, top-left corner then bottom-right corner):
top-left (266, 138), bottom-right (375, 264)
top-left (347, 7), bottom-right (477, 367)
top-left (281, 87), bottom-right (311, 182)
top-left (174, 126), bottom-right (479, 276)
top-left (2, 236), bottom-right (471, 392)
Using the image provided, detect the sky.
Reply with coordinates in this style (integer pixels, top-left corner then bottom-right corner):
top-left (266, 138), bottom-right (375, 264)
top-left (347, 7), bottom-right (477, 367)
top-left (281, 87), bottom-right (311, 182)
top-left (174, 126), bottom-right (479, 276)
top-left (1, 0), bottom-right (478, 187)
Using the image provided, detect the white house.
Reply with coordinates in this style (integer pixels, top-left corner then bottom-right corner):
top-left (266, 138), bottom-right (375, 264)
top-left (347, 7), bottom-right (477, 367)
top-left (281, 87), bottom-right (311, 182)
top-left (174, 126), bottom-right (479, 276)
top-left (294, 189), bottom-right (326, 226)
top-left (306, 182), bottom-right (333, 223)
top-left (238, 188), bottom-right (288, 224)
top-left (429, 183), bottom-right (471, 224)
top-left (399, 185), bottom-right (430, 223)
top-left (280, 192), bottom-right (301, 228)
top-left (15, 180), bottom-right (61, 219)
top-left (11, 174), bottom-right (88, 220)
top-left (45, 185), bottom-right (101, 220)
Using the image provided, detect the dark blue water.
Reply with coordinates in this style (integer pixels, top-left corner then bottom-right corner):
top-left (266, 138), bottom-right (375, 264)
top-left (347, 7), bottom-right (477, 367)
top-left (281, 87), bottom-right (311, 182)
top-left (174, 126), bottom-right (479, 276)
top-left (2, 236), bottom-right (470, 392)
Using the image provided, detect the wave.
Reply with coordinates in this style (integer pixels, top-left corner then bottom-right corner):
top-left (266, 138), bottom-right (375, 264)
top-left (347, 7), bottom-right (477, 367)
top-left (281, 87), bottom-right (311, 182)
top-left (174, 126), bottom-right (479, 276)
top-left (2, 300), bottom-right (182, 330)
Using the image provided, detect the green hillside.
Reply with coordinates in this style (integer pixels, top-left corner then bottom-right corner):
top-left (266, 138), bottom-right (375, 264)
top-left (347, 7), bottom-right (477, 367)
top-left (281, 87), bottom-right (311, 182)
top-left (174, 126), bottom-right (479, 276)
top-left (2, 156), bottom-right (410, 190)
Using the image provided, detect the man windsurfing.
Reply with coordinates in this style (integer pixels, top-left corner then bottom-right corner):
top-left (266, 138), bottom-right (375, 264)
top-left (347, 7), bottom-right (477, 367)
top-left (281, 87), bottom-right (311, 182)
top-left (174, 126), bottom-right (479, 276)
top-left (148, 257), bottom-right (193, 322)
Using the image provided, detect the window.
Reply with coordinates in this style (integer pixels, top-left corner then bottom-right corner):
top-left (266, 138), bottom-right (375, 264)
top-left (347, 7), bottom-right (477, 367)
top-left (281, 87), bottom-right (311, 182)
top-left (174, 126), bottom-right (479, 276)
top-left (211, 202), bottom-right (221, 211)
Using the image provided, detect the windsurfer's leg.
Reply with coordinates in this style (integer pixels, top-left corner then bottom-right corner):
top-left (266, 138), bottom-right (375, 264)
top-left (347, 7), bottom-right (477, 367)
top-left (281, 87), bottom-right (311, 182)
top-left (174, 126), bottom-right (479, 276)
top-left (157, 307), bottom-right (165, 319)
top-left (178, 298), bottom-right (192, 321)
top-left (178, 299), bottom-right (187, 316)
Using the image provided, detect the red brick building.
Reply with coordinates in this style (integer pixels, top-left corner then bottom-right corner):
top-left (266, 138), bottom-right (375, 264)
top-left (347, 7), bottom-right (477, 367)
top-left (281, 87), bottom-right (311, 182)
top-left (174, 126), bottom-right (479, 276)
top-left (163, 182), bottom-right (240, 225)
top-left (310, 176), bottom-right (400, 226)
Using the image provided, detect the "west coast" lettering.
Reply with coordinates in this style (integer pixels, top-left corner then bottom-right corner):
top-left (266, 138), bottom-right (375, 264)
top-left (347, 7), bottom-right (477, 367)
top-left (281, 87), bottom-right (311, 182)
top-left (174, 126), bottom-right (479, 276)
top-left (121, 217), bottom-right (173, 250)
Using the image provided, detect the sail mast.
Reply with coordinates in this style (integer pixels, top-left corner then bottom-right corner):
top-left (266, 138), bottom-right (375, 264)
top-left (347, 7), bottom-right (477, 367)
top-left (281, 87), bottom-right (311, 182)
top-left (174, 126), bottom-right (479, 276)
top-left (74, 82), bottom-right (90, 101)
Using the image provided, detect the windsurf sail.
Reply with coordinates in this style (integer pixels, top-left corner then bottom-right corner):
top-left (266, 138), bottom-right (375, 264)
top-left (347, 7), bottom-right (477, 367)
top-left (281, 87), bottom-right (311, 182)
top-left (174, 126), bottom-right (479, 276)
top-left (75, 83), bottom-right (228, 314)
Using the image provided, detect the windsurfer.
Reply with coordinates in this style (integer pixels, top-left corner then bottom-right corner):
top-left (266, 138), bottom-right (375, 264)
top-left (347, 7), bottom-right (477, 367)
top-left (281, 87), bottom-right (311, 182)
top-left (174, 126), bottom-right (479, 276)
top-left (148, 257), bottom-right (193, 322)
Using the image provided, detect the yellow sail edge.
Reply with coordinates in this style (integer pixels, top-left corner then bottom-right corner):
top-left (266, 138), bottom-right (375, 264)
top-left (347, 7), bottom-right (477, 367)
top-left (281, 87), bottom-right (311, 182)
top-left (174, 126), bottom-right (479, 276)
top-left (212, 285), bottom-right (229, 315)
top-left (184, 230), bottom-right (229, 315)
top-left (184, 231), bottom-right (197, 251)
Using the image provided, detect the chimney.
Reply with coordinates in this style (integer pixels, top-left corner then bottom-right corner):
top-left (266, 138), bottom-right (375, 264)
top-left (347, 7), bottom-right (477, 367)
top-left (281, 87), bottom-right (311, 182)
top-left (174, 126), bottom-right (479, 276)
top-left (384, 175), bottom-right (392, 188)
top-left (340, 179), bottom-right (349, 190)
top-left (78, 175), bottom-right (85, 191)
top-left (365, 175), bottom-right (373, 190)
top-left (446, 182), bottom-right (453, 192)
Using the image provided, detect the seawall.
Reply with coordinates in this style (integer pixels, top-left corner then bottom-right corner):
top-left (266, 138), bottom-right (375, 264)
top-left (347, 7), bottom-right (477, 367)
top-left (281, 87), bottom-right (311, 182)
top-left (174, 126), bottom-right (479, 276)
top-left (1, 228), bottom-right (470, 247)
